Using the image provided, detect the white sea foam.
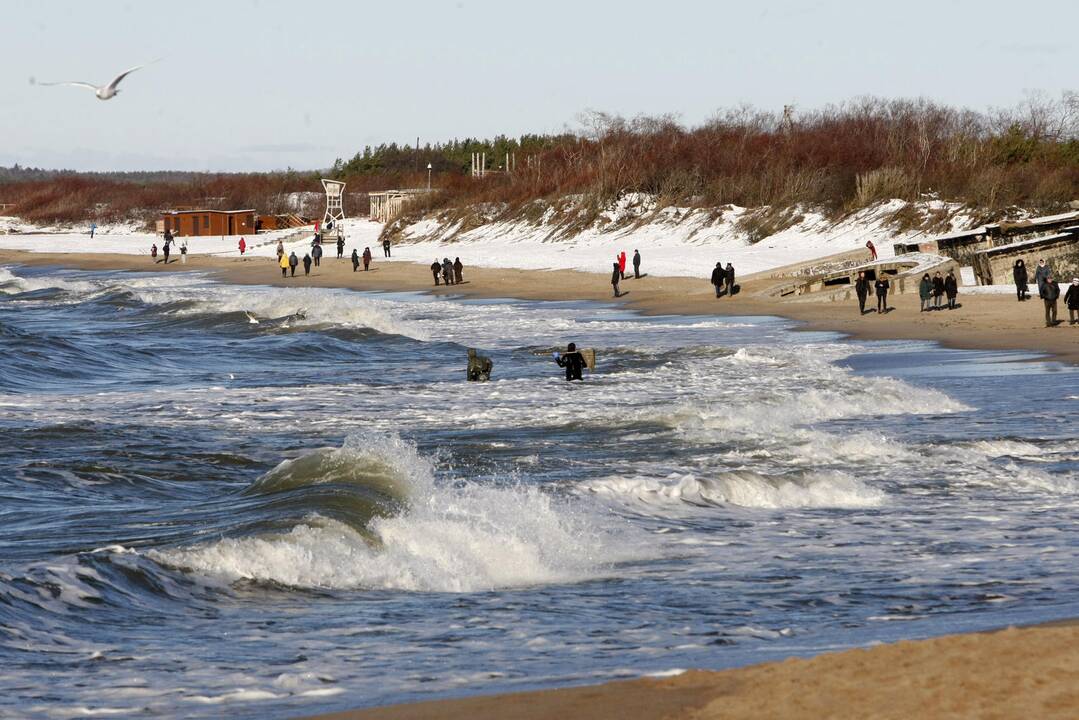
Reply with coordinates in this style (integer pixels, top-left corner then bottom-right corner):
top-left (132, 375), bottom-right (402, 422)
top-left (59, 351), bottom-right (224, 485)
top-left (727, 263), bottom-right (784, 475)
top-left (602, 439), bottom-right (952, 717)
top-left (152, 433), bottom-right (643, 592)
top-left (0, 267), bottom-right (95, 296)
top-left (581, 470), bottom-right (885, 510)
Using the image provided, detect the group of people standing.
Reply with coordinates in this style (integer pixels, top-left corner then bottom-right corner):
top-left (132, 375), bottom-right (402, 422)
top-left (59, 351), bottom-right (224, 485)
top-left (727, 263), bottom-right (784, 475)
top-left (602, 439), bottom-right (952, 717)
top-left (431, 257), bottom-right (464, 286)
top-left (611, 250), bottom-right (642, 297)
top-left (274, 235), bottom-right (376, 278)
top-left (918, 270), bottom-right (959, 311)
top-left (150, 230), bottom-right (186, 264)
top-left (709, 262), bottom-right (736, 298)
top-left (1015, 259), bottom-right (1079, 326)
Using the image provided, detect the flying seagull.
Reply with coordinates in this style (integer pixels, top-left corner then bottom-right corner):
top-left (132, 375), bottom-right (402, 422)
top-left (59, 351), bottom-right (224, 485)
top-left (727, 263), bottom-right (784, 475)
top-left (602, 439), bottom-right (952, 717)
top-left (35, 62), bottom-right (153, 101)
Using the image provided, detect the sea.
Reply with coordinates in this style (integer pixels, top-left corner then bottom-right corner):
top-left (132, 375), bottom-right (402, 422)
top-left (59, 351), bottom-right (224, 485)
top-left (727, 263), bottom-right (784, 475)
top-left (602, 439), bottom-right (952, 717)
top-left (1, 264), bottom-right (1077, 718)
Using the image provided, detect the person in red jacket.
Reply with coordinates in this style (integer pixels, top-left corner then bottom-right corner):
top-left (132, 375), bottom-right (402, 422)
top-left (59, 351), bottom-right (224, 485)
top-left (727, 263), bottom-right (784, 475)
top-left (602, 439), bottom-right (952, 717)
top-left (238, 237), bottom-right (246, 255)
top-left (618, 251), bottom-right (627, 280)
top-left (866, 240), bottom-right (877, 261)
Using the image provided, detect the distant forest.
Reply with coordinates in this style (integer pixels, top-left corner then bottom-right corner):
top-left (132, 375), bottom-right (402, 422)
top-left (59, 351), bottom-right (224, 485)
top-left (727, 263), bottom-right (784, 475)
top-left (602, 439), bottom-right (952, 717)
top-left (3, 93), bottom-right (1077, 227)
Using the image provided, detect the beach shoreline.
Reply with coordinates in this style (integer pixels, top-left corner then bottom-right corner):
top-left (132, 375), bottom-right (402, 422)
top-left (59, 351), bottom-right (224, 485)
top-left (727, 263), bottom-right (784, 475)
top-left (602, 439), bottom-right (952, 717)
top-left (3, 249), bottom-right (1075, 365)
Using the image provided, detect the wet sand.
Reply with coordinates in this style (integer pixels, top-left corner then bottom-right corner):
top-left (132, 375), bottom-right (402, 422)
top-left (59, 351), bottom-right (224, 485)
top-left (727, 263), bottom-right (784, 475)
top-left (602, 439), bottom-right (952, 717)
top-left (3, 249), bottom-right (1076, 364)
top-left (302, 623), bottom-right (1079, 720)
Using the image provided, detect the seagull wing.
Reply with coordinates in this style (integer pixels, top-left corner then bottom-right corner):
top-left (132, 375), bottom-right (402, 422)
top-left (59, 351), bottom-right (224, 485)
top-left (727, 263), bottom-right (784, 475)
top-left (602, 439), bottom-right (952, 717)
top-left (105, 64), bottom-right (149, 92)
top-left (37, 80), bottom-right (100, 91)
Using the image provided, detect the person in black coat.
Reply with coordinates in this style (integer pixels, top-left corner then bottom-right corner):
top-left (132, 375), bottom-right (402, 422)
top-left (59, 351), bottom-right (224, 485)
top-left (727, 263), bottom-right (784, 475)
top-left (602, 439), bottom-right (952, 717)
top-left (632, 250), bottom-right (641, 279)
top-left (1013, 259), bottom-right (1029, 301)
top-left (302, 253), bottom-right (312, 276)
top-left (442, 258), bottom-right (454, 286)
top-left (336, 237), bottom-right (345, 259)
top-left (875, 276), bottom-right (890, 313)
top-left (382, 238), bottom-right (391, 258)
top-left (855, 271), bottom-right (870, 314)
top-left (431, 260), bottom-right (442, 286)
top-left (312, 242), bottom-right (323, 267)
top-left (453, 257), bottom-right (463, 284)
top-left (555, 342), bottom-right (586, 381)
top-left (710, 262), bottom-right (725, 298)
top-left (1043, 275), bottom-right (1061, 326)
top-left (611, 262), bottom-right (621, 297)
top-left (1064, 278), bottom-right (1079, 325)
top-left (725, 263), bottom-right (736, 295)
top-left (931, 272), bottom-right (945, 309)
top-left (944, 271), bottom-right (958, 309)
top-left (351, 249), bottom-right (360, 272)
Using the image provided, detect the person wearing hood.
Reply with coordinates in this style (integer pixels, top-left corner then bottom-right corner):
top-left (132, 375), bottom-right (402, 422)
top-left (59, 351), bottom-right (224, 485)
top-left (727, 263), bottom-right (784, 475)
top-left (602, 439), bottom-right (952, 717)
top-left (442, 258), bottom-right (454, 286)
top-left (918, 273), bottom-right (932, 312)
top-left (336, 236), bottom-right (345, 259)
top-left (150, 243), bottom-right (158, 262)
top-left (725, 263), bottom-right (736, 295)
top-left (351, 248), bottom-right (360, 271)
top-left (554, 342), bottom-right (586, 381)
top-left (453, 257), bottom-right (463, 284)
top-left (944, 270), bottom-right (958, 309)
top-left (302, 253), bottom-right (312, 276)
top-left (1042, 274), bottom-right (1061, 327)
top-left (431, 259), bottom-right (442, 285)
top-left (288, 251), bottom-right (299, 277)
top-left (363, 247), bottom-right (372, 271)
top-left (711, 262), bottom-right (725, 298)
top-left (1013, 259), bottom-right (1029, 301)
top-left (618, 251), bottom-right (627, 280)
top-left (632, 249), bottom-right (641, 279)
top-left (1035, 259), bottom-right (1051, 298)
top-left (312, 242), bottom-right (323, 267)
top-left (1065, 278), bottom-right (1079, 325)
top-left (238, 237), bottom-right (246, 255)
top-left (611, 262), bottom-right (622, 297)
top-left (279, 251), bottom-right (289, 278)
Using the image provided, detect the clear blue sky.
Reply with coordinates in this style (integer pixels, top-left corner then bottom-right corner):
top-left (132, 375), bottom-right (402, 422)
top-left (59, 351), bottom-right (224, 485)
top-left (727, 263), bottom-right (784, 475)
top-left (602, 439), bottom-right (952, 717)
top-left (2, 0), bottom-right (1076, 172)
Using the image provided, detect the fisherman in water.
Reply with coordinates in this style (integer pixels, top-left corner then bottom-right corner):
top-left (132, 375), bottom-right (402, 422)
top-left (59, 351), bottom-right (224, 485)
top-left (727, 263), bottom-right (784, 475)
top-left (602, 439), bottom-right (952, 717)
top-left (554, 342), bottom-right (586, 381)
top-left (467, 348), bottom-right (493, 381)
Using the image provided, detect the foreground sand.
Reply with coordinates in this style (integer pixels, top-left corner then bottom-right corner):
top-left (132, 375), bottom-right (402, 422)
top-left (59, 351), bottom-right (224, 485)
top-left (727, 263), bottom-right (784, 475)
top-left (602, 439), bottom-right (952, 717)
top-left (303, 623), bottom-right (1079, 720)
top-left (2, 249), bottom-right (1076, 364)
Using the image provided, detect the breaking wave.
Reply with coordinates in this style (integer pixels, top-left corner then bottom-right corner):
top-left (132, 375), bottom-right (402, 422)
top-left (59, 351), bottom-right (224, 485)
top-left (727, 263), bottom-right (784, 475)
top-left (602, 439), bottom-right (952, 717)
top-left (151, 432), bottom-right (642, 592)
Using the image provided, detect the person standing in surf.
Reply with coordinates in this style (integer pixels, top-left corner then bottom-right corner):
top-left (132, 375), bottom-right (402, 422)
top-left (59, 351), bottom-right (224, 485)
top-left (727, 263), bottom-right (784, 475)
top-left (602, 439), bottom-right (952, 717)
top-left (555, 343), bottom-right (586, 381)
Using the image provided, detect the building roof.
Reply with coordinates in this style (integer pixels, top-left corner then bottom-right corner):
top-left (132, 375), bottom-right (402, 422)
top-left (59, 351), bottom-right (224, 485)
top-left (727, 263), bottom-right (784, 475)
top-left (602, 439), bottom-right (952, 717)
top-left (164, 209), bottom-right (256, 215)
top-left (978, 232), bottom-right (1077, 256)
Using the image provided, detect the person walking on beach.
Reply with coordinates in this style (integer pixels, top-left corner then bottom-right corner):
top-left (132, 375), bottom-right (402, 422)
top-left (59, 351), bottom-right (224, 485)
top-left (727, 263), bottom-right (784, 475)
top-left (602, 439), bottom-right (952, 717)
top-left (1043, 274), bottom-right (1061, 326)
top-left (725, 263), bottom-right (736, 296)
top-left (302, 253), bottom-right (312, 276)
top-left (351, 248), bottom-right (360, 272)
top-left (918, 273), bottom-right (932, 312)
top-left (856, 271), bottom-right (871, 314)
top-left (875, 275), bottom-right (890, 313)
top-left (279, 252), bottom-right (289, 278)
top-left (150, 243), bottom-right (158, 262)
top-left (383, 238), bottom-right (391, 258)
top-left (632, 250), bottom-right (641, 279)
top-left (89, 222), bottom-right (97, 239)
top-left (944, 270), bottom-right (958, 310)
top-left (866, 240), bottom-right (877, 260)
top-left (453, 257), bottom-right (463, 284)
top-left (1013, 259), bottom-right (1029, 301)
top-left (180, 239), bottom-right (187, 264)
top-left (1065, 278), bottom-right (1079, 325)
top-left (363, 247), bottom-right (372, 271)
top-left (1035, 259), bottom-right (1051, 298)
top-left (276, 241), bottom-right (285, 264)
top-left (555, 342), bottom-right (586, 381)
top-left (618, 251), bottom-right (627, 281)
top-left (238, 237), bottom-right (246, 255)
top-left (611, 262), bottom-right (622, 297)
top-left (162, 238), bottom-right (172, 264)
top-left (336, 237), bottom-right (345, 260)
top-left (288, 251), bottom-right (299, 278)
top-left (931, 272), bottom-right (944, 309)
top-left (442, 258), bottom-right (454, 286)
top-left (431, 259), bottom-right (442, 286)
top-left (312, 242), bottom-right (323, 268)
top-left (711, 262), bottom-right (725, 298)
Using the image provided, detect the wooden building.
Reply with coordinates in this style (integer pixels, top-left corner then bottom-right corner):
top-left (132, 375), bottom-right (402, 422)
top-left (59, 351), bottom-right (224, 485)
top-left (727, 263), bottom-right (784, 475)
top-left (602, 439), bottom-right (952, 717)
top-left (161, 209), bottom-right (256, 237)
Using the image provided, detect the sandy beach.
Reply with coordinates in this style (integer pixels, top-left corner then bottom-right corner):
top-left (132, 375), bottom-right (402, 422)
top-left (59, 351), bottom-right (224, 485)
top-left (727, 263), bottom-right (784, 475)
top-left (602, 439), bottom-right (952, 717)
top-left (3, 248), bottom-right (1075, 365)
top-left (303, 622), bottom-right (1079, 720)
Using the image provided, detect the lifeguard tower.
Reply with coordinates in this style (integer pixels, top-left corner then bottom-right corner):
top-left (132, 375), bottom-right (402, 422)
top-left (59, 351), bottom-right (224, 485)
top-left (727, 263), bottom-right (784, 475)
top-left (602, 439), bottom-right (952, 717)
top-left (321, 179), bottom-right (346, 241)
